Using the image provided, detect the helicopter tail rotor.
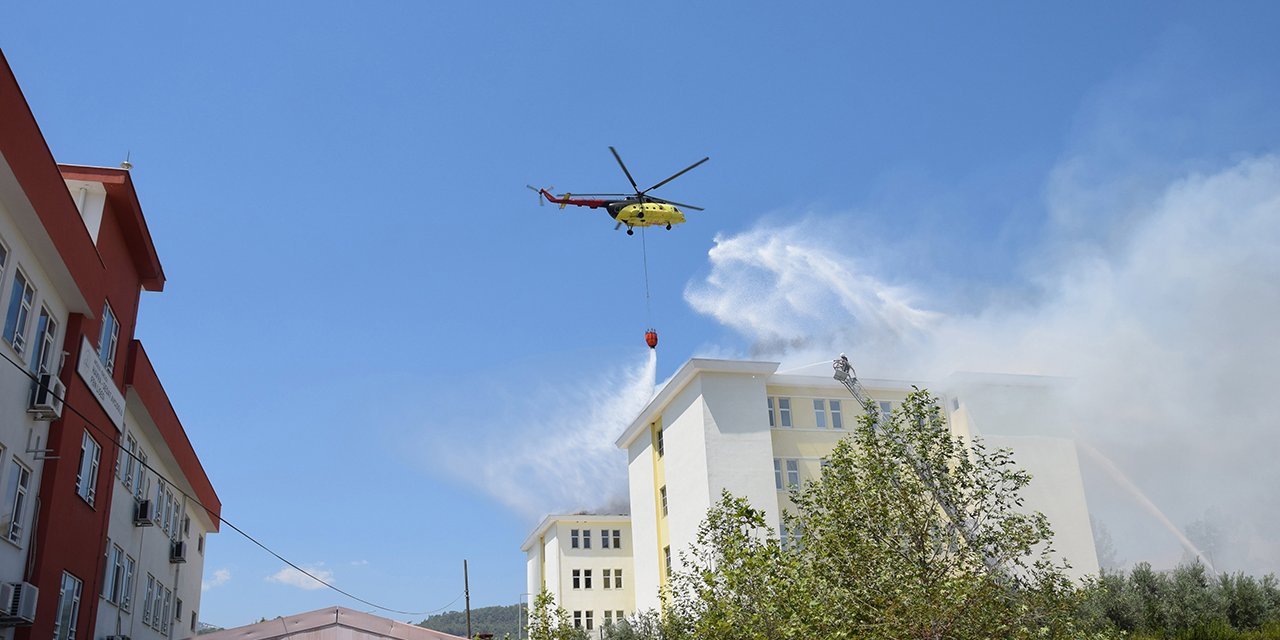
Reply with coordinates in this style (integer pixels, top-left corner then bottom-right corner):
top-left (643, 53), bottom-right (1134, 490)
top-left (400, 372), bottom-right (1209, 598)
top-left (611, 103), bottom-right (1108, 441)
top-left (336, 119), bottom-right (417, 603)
top-left (526, 185), bottom-right (553, 207)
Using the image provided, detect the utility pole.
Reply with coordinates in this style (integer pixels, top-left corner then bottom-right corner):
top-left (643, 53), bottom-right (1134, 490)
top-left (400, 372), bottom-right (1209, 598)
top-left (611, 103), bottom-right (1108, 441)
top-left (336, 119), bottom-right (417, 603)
top-left (464, 560), bottom-right (472, 640)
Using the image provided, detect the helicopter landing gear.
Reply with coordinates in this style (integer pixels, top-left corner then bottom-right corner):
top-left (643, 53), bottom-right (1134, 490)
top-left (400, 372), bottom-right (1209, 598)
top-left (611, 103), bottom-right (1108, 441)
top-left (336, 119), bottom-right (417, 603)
top-left (627, 228), bottom-right (634, 236)
top-left (665, 224), bottom-right (672, 230)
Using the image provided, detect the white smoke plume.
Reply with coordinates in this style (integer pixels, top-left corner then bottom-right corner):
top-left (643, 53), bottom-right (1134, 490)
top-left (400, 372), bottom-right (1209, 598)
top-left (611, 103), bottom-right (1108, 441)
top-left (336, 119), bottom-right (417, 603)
top-left (685, 156), bottom-right (1280, 573)
top-left (432, 351), bottom-right (657, 520)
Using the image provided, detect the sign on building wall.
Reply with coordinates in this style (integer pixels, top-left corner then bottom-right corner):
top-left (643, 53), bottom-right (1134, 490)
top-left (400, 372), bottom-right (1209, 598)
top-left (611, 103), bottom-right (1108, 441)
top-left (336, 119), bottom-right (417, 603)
top-left (77, 336), bottom-right (125, 431)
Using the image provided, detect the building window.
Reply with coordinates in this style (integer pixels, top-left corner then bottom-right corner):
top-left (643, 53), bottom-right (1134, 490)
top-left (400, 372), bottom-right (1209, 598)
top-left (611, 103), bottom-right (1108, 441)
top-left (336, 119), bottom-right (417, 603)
top-left (585, 611), bottom-right (593, 630)
top-left (655, 426), bottom-right (664, 457)
top-left (615, 610), bottom-right (624, 623)
top-left (98, 303), bottom-right (119, 373)
top-left (573, 611), bottom-right (583, 628)
top-left (3, 269), bottom-right (35, 354)
top-left (663, 546), bottom-right (672, 576)
top-left (121, 555), bottom-right (135, 612)
top-left (786, 459), bottom-right (800, 488)
top-left (160, 587), bottom-right (172, 634)
top-left (830, 400), bottom-right (843, 429)
top-left (198, 534), bottom-right (205, 555)
top-left (602, 569), bottom-right (611, 589)
top-left (191, 611), bottom-right (198, 632)
top-left (774, 459), bottom-right (782, 490)
top-left (5, 457), bottom-right (31, 544)
top-left (134, 450), bottom-right (149, 500)
top-left (175, 597), bottom-right (183, 624)
top-left (878, 401), bottom-right (893, 423)
top-left (572, 569), bottom-right (582, 589)
top-left (118, 434), bottom-right (137, 490)
top-left (613, 569), bottom-right (623, 589)
top-left (659, 486), bottom-right (668, 516)
top-left (102, 543), bottom-right (125, 604)
top-left (814, 399), bottom-right (827, 428)
top-left (611, 529), bottom-right (621, 549)
top-left (777, 397), bottom-right (792, 427)
top-left (600, 528), bottom-right (610, 548)
top-left (76, 432), bottom-right (101, 505)
top-left (30, 306), bottom-right (57, 374)
top-left (604, 610), bottom-right (615, 626)
top-left (583, 569), bottom-right (592, 589)
top-left (570, 529), bottom-right (579, 548)
top-left (583, 529), bottom-right (591, 549)
top-left (54, 572), bottom-right (83, 640)
top-left (142, 574), bottom-right (155, 625)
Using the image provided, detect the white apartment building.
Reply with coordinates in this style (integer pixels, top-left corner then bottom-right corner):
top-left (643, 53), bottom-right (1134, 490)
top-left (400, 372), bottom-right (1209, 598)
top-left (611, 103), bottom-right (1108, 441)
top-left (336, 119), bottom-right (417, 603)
top-left (613, 358), bottom-right (1099, 612)
top-left (522, 515), bottom-right (634, 633)
top-left (93, 341), bottom-right (217, 639)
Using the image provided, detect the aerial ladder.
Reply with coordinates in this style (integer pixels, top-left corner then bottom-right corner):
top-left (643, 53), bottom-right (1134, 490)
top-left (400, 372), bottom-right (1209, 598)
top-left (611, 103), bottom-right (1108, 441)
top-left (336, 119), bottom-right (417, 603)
top-left (830, 354), bottom-right (1006, 581)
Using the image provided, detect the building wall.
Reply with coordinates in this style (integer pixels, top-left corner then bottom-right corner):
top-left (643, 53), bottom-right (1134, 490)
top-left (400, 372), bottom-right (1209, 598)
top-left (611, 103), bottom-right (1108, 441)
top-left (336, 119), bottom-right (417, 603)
top-left (618, 361), bottom-right (1100, 611)
top-left (524, 516), bottom-right (635, 633)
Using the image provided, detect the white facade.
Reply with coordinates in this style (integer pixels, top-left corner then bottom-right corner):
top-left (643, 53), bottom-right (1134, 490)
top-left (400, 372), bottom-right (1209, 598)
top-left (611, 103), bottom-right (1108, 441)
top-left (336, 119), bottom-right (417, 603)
top-left (614, 358), bottom-right (1100, 612)
top-left (0, 147), bottom-right (88, 615)
top-left (522, 515), bottom-right (635, 633)
top-left (93, 388), bottom-right (215, 640)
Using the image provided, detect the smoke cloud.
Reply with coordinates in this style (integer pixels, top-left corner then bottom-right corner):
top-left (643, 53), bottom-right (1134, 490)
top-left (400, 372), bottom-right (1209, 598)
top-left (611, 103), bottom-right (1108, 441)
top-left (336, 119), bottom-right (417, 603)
top-left (430, 351), bottom-right (657, 520)
top-left (685, 156), bottom-right (1280, 573)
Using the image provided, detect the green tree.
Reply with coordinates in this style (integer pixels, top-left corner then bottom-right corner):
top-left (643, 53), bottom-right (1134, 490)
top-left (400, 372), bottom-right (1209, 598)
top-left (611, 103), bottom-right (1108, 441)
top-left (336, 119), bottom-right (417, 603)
top-left (526, 590), bottom-right (587, 640)
top-left (667, 387), bottom-right (1086, 640)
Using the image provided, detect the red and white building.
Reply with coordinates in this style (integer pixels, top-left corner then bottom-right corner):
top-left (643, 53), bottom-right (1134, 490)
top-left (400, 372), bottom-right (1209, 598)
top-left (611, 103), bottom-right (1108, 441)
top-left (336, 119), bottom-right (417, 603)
top-left (0, 49), bottom-right (221, 640)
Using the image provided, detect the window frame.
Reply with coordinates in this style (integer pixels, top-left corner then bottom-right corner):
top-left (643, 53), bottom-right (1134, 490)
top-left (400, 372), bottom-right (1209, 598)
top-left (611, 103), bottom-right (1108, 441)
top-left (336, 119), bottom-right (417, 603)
top-left (570, 528), bottom-right (579, 549)
top-left (659, 486), bottom-right (668, 516)
top-left (30, 305), bottom-right (58, 374)
top-left (830, 399), bottom-right (843, 429)
top-left (54, 571), bottom-right (83, 640)
top-left (3, 267), bottom-right (36, 354)
top-left (813, 398), bottom-right (827, 428)
top-left (778, 397), bottom-right (792, 427)
top-left (75, 432), bottom-right (101, 506)
top-left (600, 528), bottom-right (610, 548)
top-left (582, 529), bottom-right (591, 549)
top-left (786, 459), bottom-right (800, 488)
top-left (98, 302), bottom-right (120, 373)
top-left (611, 529), bottom-right (621, 549)
top-left (5, 457), bottom-right (31, 544)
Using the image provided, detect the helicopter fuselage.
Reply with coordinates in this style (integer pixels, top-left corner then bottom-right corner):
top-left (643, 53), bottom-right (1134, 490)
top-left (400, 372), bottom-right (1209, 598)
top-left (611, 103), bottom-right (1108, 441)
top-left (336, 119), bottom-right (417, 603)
top-left (608, 200), bottom-right (685, 229)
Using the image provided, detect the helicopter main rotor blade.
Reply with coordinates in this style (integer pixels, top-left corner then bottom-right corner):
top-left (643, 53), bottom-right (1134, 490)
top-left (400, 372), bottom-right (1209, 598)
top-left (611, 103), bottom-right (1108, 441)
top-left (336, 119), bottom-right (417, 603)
top-left (647, 196), bottom-right (705, 211)
top-left (609, 146), bottom-right (641, 193)
top-left (641, 156), bottom-right (710, 194)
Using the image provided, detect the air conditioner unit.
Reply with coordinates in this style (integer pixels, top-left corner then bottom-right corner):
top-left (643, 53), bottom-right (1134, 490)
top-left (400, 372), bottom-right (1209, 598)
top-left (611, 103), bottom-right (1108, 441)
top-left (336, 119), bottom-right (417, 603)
top-left (0, 581), bottom-right (37, 626)
top-left (170, 540), bottom-right (187, 564)
top-left (27, 374), bottom-right (65, 421)
top-left (133, 499), bottom-right (155, 526)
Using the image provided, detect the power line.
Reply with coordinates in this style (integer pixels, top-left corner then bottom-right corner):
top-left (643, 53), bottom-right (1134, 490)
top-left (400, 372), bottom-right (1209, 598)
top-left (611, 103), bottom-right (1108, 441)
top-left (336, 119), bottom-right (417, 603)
top-left (0, 347), bottom-right (458, 617)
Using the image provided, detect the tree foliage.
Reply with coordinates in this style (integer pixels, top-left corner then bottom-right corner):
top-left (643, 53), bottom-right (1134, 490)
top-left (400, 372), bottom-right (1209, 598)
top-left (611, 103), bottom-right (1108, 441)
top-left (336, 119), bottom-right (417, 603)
top-left (1078, 562), bottom-right (1280, 638)
top-left (526, 590), bottom-right (587, 640)
top-left (662, 387), bottom-right (1086, 640)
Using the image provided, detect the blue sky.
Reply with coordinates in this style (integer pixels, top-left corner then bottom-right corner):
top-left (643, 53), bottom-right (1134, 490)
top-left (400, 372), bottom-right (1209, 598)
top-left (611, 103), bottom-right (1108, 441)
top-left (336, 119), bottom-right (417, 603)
top-left (4, 1), bottom-right (1280, 628)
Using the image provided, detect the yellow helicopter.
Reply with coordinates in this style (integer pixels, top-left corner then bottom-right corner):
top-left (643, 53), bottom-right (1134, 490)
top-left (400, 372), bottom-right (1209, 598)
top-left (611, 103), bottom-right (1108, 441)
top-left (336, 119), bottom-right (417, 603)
top-left (529, 147), bottom-right (708, 235)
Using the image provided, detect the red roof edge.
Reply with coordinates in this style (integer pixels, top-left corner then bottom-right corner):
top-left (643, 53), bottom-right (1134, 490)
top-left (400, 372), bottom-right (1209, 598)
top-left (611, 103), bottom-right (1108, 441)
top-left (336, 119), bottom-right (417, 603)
top-left (57, 164), bottom-right (165, 292)
top-left (0, 51), bottom-right (104, 304)
top-left (125, 340), bottom-right (221, 530)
